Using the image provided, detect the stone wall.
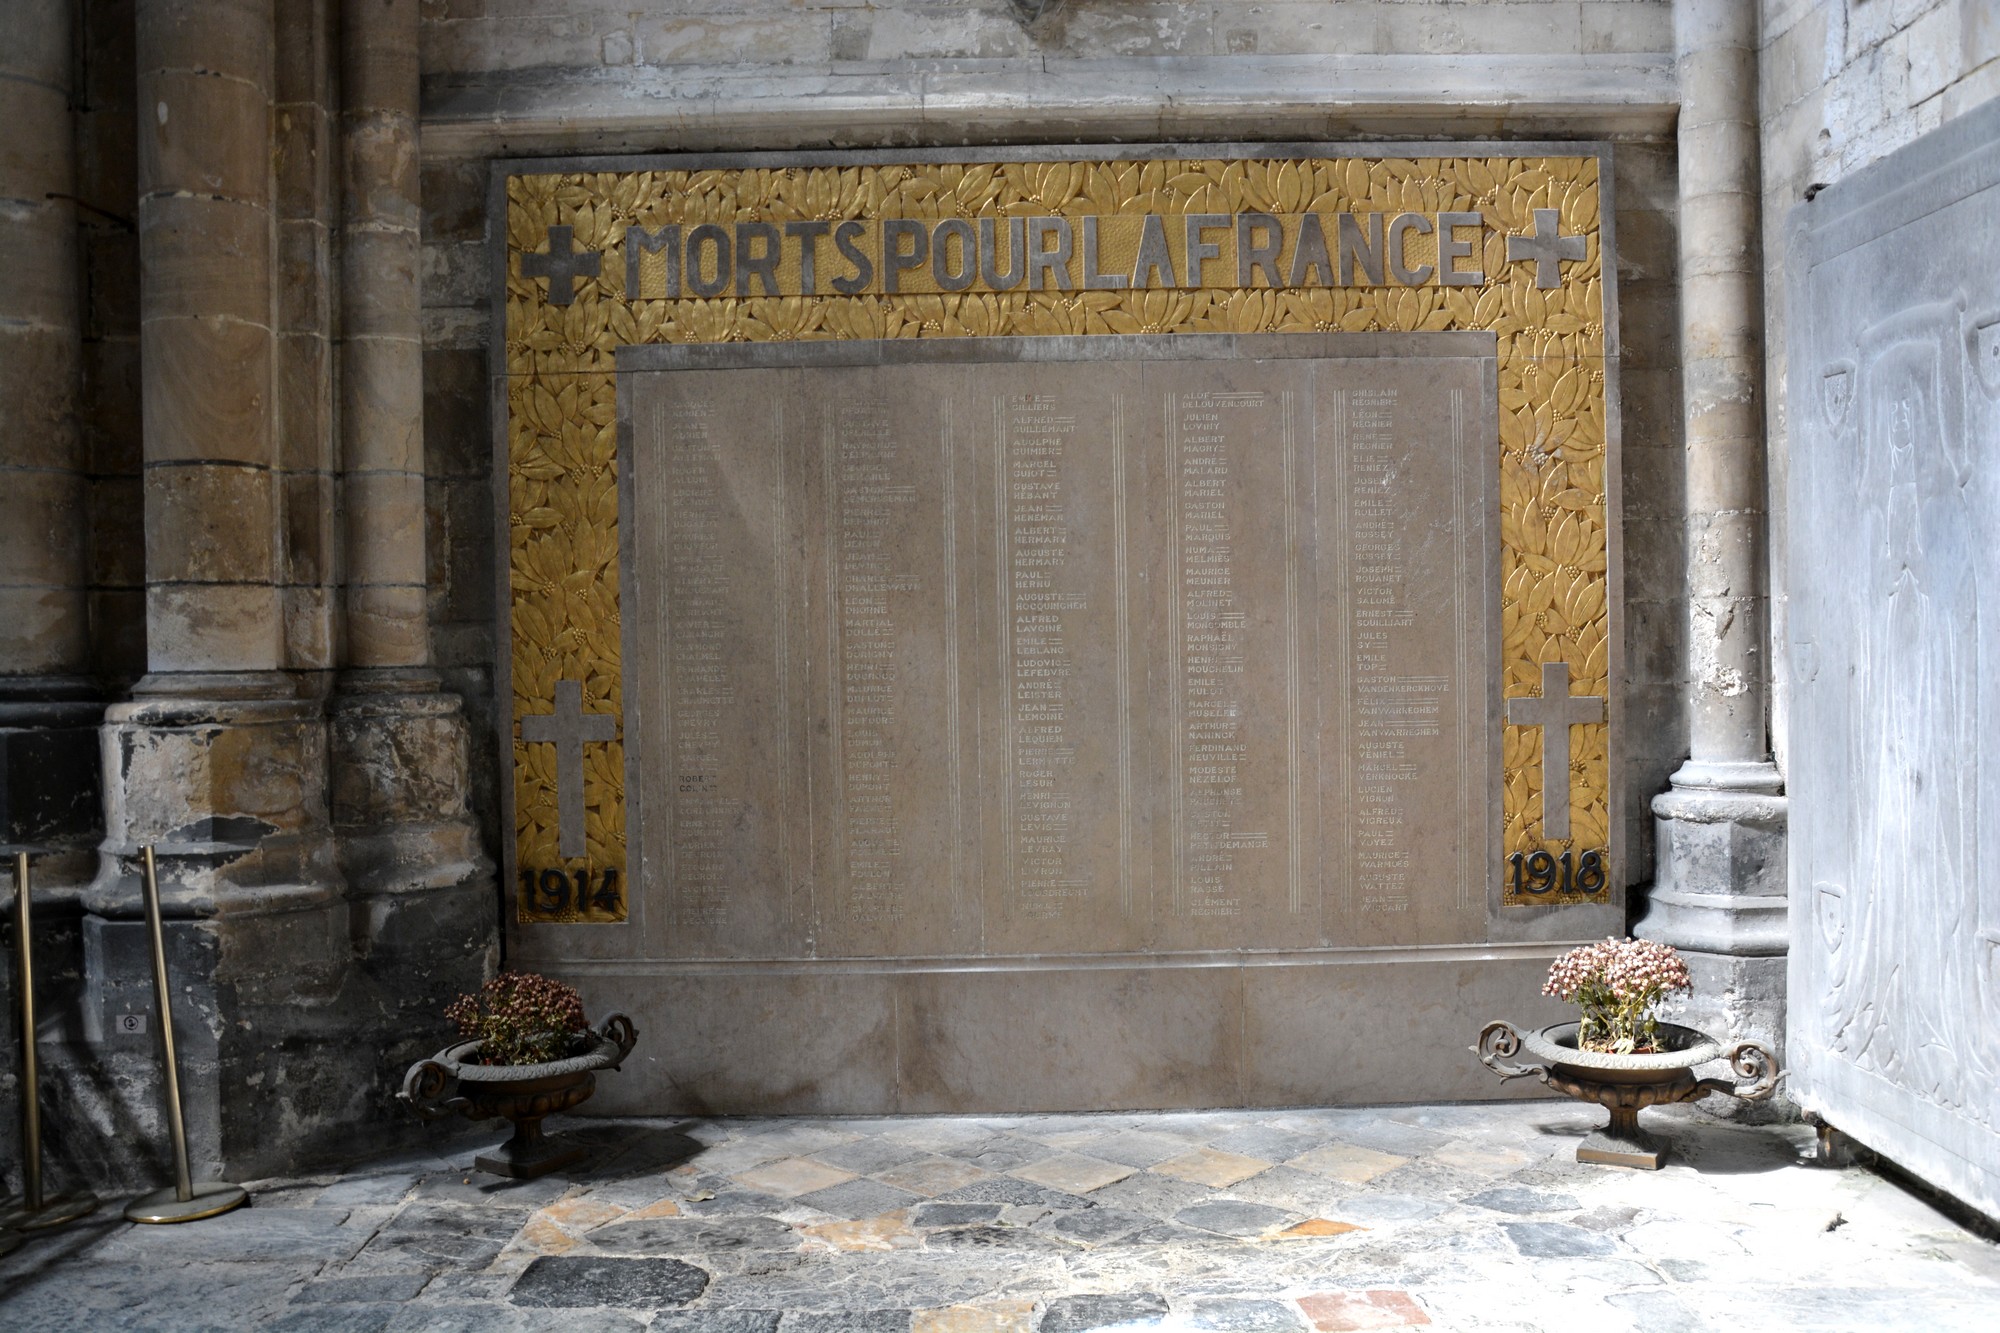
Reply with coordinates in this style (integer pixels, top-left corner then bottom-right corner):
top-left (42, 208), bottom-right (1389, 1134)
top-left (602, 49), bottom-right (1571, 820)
top-left (1760, 0), bottom-right (2000, 770)
top-left (415, 0), bottom-right (1691, 896)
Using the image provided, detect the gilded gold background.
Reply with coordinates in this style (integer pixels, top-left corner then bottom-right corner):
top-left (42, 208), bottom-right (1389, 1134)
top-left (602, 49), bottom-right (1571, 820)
top-left (503, 155), bottom-right (1613, 921)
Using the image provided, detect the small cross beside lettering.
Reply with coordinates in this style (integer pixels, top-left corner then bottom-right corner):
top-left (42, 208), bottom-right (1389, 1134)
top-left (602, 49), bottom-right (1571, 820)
top-left (520, 224), bottom-right (602, 306)
top-left (1506, 209), bottom-right (1587, 289)
top-left (521, 679), bottom-right (618, 859)
top-left (1506, 661), bottom-right (1604, 841)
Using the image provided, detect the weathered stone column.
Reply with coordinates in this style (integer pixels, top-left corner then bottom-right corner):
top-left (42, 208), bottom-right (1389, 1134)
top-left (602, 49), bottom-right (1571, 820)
top-left (329, 0), bottom-right (492, 1001)
top-left (0, 0), bottom-right (103, 881)
top-left (1638, 0), bottom-right (1788, 1072)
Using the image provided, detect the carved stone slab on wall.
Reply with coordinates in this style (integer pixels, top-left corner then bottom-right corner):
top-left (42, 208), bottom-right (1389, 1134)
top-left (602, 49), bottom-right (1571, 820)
top-left (1788, 97), bottom-right (2000, 1219)
top-left (493, 146), bottom-right (1625, 1111)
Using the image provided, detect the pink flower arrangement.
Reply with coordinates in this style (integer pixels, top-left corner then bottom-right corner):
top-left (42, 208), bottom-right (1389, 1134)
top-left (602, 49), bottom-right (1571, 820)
top-left (1543, 937), bottom-right (1692, 1054)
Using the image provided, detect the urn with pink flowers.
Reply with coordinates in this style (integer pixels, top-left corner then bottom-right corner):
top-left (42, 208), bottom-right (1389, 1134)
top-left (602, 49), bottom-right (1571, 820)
top-left (1475, 937), bottom-right (1779, 1169)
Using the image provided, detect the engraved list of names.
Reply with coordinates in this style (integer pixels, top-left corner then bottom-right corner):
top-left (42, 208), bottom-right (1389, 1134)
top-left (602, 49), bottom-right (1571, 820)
top-left (622, 334), bottom-right (1496, 962)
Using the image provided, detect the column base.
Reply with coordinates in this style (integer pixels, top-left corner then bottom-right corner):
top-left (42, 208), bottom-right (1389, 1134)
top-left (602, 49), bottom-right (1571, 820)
top-left (1638, 762), bottom-right (1791, 1121)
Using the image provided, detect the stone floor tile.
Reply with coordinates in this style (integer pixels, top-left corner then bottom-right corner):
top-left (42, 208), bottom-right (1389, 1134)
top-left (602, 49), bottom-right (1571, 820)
top-left (811, 1136), bottom-right (937, 1175)
top-left (1225, 1164), bottom-right (1359, 1214)
top-left (385, 1302), bottom-right (649, 1332)
top-left (1082, 1130), bottom-right (1203, 1168)
top-left (913, 1299), bottom-right (1036, 1332)
top-left (799, 1212), bottom-right (922, 1253)
top-left (1463, 1186), bottom-right (1580, 1215)
top-left (652, 1314), bottom-right (782, 1333)
top-left (1286, 1144), bottom-right (1409, 1185)
top-left (292, 1273), bottom-right (434, 1304)
top-left (1008, 1153), bottom-right (1136, 1195)
top-left (586, 1214), bottom-right (801, 1257)
top-left (265, 1307), bottom-right (400, 1333)
top-left (944, 1136), bottom-right (1060, 1173)
top-left (314, 1174), bottom-right (422, 1208)
top-left (780, 1311), bottom-right (911, 1332)
top-left (911, 1201), bottom-right (1005, 1227)
top-left (739, 1124), bottom-right (862, 1156)
top-left (1499, 1220), bottom-right (1618, 1258)
top-left (733, 1157), bottom-right (858, 1199)
top-left (930, 1177), bottom-right (1095, 1210)
top-left (507, 1254), bottom-right (709, 1308)
top-left (1041, 1206), bottom-right (1157, 1244)
top-left (1332, 1193), bottom-right (1447, 1224)
top-left (412, 1171), bottom-right (572, 1207)
top-left (793, 1178), bottom-right (925, 1221)
top-left (875, 1155), bottom-right (996, 1198)
top-left (1151, 1148), bottom-right (1274, 1189)
top-left (1295, 1289), bottom-right (1431, 1330)
top-left (355, 1202), bottom-right (535, 1270)
top-left (1085, 1170), bottom-right (1214, 1218)
top-left (1208, 1126), bottom-right (1326, 1163)
top-left (691, 1139), bottom-right (796, 1176)
top-left (615, 1195), bottom-right (685, 1221)
top-left (882, 1119), bottom-right (1012, 1150)
top-left (1040, 1291), bottom-right (1171, 1331)
top-left (1173, 1198), bottom-right (1301, 1238)
top-left (1182, 1296), bottom-right (1312, 1331)
top-left (1270, 1218), bottom-right (1367, 1240)
top-left (1423, 1141), bottom-right (1534, 1177)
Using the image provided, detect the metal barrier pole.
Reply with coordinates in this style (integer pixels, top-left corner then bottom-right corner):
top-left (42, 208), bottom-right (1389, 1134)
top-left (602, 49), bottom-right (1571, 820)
top-left (123, 846), bottom-right (247, 1224)
top-left (0, 852), bottom-right (96, 1231)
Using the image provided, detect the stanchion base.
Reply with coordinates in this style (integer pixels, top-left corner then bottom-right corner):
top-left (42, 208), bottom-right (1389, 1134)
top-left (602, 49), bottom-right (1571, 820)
top-left (124, 1181), bottom-right (248, 1225)
top-left (0, 1191), bottom-right (100, 1231)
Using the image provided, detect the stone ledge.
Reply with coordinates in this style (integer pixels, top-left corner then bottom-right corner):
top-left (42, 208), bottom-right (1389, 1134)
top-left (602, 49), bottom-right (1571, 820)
top-left (421, 53), bottom-right (1678, 157)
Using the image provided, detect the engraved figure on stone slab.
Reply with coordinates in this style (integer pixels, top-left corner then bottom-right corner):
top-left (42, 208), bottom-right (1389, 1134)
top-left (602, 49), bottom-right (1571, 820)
top-left (1834, 307), bottom-right (1989, 1122)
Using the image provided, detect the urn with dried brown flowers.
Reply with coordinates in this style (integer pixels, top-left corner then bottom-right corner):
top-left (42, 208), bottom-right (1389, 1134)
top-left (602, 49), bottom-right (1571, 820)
top-left (401, 972), bottom-right (637, 1179)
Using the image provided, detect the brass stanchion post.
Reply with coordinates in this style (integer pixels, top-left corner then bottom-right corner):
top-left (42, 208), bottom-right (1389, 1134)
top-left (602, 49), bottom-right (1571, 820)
top-left (0, 852), bottom-right (97, 1231)
top-left (123, 846), bottom-right (247, 1224)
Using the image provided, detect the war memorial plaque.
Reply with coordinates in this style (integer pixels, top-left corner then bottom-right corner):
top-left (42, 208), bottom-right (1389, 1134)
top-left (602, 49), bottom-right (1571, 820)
top-left (495, 146), bottom-right (1626, 1111)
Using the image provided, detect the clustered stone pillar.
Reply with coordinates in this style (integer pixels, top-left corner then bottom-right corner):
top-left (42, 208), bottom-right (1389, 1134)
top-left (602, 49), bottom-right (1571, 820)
top-left (330, 0), bottom-right (489, 971)
top-left (1638, 0), bottom-right (1789, 1074)
top-left (85, 0), bottom-right (346, 1181)
top-left (0, 1), bottom-right (103, 884)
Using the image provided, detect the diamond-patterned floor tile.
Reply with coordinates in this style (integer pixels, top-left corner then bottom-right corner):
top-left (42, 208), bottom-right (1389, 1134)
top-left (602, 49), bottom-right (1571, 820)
top-left (1079, 1130), bottom-right (1193, 1168)
top-left (1150, 1148), bottom-right (1273, 1188)
top-left (792, 1177), bottom-right (924, 1221)
top-left (1208, 1125), bottom-right (1325, 1162)
top-left (872, 1155), bottom-right (994, 1198)
top-left (1007, 1153), bottom-right (1134, 1195)
top-left (944, 1136), bottom-right (1058, 1172)
top-left (730, 1157), bottom-right (857, 1198)
top-left (1287, 1143), bottom-right (1409, 1185)
top-left (809, 1136), bottom-right (935, 1175)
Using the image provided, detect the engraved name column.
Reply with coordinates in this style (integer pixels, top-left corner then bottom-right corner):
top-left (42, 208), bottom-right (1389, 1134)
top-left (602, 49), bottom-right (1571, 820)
top-left (1161, 378), bottom-right (1306, 941)
top-left (663, 399), bottom-right (732, 927)
top-left (1326, 366), bottom-right (1488, 944)
top-left (988, 375), bottom-right (1135, 947)
top-left (820, 391), bottom-right (965, 954)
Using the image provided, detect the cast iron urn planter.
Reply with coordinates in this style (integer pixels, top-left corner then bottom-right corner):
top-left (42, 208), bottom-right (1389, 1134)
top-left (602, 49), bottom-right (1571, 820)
top-left (400, 1014), bottom-right (638, 1178)
top-left (1475, 1020), bottom-right (1779, 1169)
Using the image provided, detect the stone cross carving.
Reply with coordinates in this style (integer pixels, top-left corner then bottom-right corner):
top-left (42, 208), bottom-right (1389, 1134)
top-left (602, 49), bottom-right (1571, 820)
top-left (1507, 209), bottom-right (1587, 289)
top-left (1506, 661), bottom-right (1604, 840)
top-left (520, 679), bottom-right (618, 858)
top-left (520, 225), bottom-right (602, 306)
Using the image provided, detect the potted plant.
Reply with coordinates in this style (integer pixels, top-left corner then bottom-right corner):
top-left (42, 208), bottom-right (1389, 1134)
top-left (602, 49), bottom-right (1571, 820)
top-left (400, 972), bottom-right (638, 1179)
top-left (1474, 937), bottom-right (1778, 1169)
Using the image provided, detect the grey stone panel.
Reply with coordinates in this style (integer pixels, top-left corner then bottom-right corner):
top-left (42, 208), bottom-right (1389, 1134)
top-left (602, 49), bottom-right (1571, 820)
top-left (1786, 93), bottom-right (2000, 1222)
